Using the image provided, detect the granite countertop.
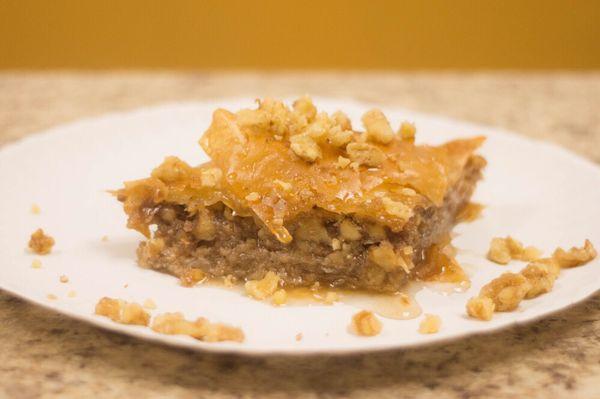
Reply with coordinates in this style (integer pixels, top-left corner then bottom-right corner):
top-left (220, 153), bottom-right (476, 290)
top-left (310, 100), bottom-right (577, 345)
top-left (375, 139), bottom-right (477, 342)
top-left (1, 72), bottom-right (599, 399)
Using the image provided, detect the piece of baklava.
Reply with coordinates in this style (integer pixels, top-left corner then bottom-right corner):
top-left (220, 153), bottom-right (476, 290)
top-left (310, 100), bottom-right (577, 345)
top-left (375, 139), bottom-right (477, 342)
top-left (116, 97), bottom-right (485, 292)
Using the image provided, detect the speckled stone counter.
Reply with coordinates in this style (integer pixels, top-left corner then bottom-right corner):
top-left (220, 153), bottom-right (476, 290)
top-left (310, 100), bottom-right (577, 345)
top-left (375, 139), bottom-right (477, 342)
top-left (1, 72), bottom-right (599, 399)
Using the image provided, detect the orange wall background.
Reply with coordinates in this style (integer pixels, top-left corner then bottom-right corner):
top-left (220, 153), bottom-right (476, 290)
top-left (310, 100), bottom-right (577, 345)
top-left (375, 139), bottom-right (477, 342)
top-left (1, 0), bottom-right (599, 70)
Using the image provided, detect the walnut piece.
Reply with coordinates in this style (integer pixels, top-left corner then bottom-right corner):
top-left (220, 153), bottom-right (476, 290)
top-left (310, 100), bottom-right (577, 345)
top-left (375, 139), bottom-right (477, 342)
top-left (271, 289), bottom-right (288, 305)
top-left (28, 228), bottom-right (55, 255)
top-left (151, 312), bottom-right (244, 342)
top-left (339, 219), bottom-right (362, 241)
top-left (398, 121), bottom-right (416, 142)
top-left (293, 95), bottom-right (317, 121)
top-left (245, 271), bottom-right (281, 300)
top-left (520, 261), bottom-right (558, 299)
top-left (487, 236), bottom-right (541, 264)
top-left (346, 142), bottom-right (386, 167)
top-left (479, 272), bottom-right (531, 311)
top-left (200, 167), bottom-right (223, 187)
top-left (552, 239), bottom-right (597, 268)
top-left (382, 197), bottom-right (413, 220)
top-left (362, 109), bottom-right (394, 144)
top-left (350, 310), bottom-right (382, 337)
top-left (179, 268), bottom-right (206, 287)
top-left (95, 297), bottom-right (150, 326)
top-left (466, 296), bottom-right (495, 321)
top-left (290, 134), bottom-right (322, 162)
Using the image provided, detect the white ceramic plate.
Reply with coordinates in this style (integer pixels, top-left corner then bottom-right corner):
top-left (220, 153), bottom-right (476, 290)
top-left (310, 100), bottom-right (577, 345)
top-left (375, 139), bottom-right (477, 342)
top-left (1, 98), bottom-right (599, 355)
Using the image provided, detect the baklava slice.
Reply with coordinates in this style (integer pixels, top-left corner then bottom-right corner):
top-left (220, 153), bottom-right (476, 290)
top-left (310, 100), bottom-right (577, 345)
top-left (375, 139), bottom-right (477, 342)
top-left (116, 97), bottom-right (486, 293)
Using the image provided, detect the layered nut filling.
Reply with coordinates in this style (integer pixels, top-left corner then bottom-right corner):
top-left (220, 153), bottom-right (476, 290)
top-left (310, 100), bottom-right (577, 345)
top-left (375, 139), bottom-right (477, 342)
top-left (116, 97), bottom-right (486, 293)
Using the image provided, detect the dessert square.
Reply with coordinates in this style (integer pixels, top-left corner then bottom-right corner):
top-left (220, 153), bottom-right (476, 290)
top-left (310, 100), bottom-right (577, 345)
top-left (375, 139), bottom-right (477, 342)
top-left (116, 97), bottom-right (485, 292)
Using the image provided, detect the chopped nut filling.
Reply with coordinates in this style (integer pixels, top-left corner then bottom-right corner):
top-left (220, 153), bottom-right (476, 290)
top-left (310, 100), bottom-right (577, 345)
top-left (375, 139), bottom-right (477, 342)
top-left (151, 312), bottom-right (244, 342)
top-left (552, 239), bottom-right (597, 268)
top-left (28, 228), bottom-right (55, 255)
top-left (271, 289), bottom-right (288, 305)
top-left (245, 271), bottom-right (281, 300)
top-left (419, 314), bottom-right (442, 334)
top-left (95, 297), bottom-right (150, 326)
top-left (179, 268), bottom-right (206, 287)
top-left (346, 142), bottom-right (386, 167)
top-left (350, 310), bottom-right (382, 336)
top-left (466, 296), bottom-right (495, 321)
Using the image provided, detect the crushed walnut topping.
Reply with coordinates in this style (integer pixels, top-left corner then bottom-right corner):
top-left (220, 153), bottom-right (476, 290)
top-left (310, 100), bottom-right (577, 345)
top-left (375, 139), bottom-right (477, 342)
top-left (350, 310), bottom-right (382, 337)
top-left (398, 121), bottom-right (416, 142)
top-left (200, 167), bottom-right (223, 187)
top-left (552, 239), bottom-right (596, 268)
top-left (487, 236), bottom-right (541, 265)
top-left (290, 134), bottom-right (322, 162)
top-left (346, 142), bottom-right (386, 167)
top-left (151, 312), bottom-right (244, 343)
top-left (466, 296), bottom-right (495, 321)
top-left (28, 229), bottom-right (55, 255)
top-left (245, 271), bottom-right (281, 300)
top-left (95, 297), bottom-right (150, 326)
top-left (245, 192), bottom-right (261, 202)
top-left (362, 109), bottom-right (394, 144)
top-left (419, 314), bottom-right (441, 334)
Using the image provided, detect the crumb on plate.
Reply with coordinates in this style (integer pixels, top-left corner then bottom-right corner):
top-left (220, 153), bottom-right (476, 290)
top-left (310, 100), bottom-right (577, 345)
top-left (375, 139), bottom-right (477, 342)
top-left (151, 312), bottom-right (244, 342)
top-left (30, 204), bottom-right (41, 214)
top-left (28, 228), bottom-right (55, 255)
top-left (31, 259), bottom-right (42, 269)
top-left (419, 314), bottom-right (441, 334)
top-left (350, 310), bottom-right (382, 337)
top-left (143, 298), bottom-right (157, 310)
top-left (94, 297), bottom-right (150, 326)
top-left (59, 275), bottom-right (69, 283)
